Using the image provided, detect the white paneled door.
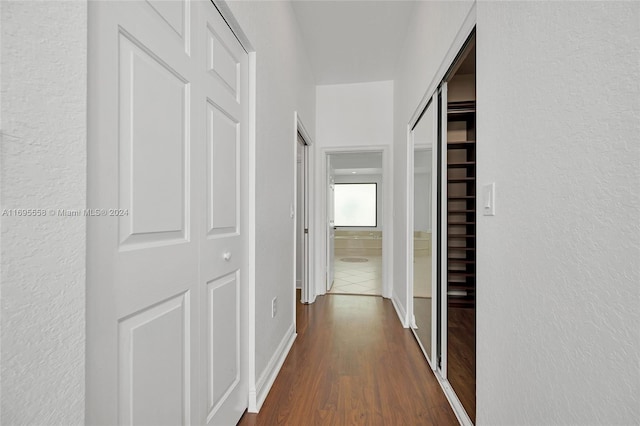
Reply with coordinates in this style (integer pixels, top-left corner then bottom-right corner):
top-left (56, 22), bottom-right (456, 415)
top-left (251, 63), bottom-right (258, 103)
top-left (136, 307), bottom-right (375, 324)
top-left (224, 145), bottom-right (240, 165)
top-left (87, 1), bottom-right (249, 425)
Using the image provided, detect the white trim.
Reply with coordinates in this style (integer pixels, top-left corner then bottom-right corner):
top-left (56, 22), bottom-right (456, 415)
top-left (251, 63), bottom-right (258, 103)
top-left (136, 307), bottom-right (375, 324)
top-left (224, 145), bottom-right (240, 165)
top-left (292, 114), bottom-right (299, 326)
top-left (315, 145), bottom-right (393, 300)
top-left (429, 96), bottom-right (439, 367)
top-left (406, 122), bottom-right (414, 329)
top-left (439, 83), bottom-right (449, 379)
top-left (296, 113), bottom-right (313, 146)
top-left (249, 325), bottom-right (297, 413)
top-left (244, 50), bottom-right (257, 416)
top-left (294, 112), bottom-right (315, 305)
top-left (391, 290), bottom-right (410, 328)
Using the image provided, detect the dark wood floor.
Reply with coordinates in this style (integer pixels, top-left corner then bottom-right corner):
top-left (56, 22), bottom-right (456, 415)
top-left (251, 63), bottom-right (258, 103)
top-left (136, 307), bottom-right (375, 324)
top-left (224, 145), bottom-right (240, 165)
top-left (447, 306), bottom-right (476, 423)
top-left (238, 292), bottom-right (458, 425)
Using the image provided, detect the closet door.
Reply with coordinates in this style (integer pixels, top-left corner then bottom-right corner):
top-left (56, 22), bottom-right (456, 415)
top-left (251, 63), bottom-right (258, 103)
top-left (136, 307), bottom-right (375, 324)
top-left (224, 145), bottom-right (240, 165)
top-left (198, 3), bottom-right (250, 424)
top-left (87, 2), bottom-right (249, 424)
top-left (410, 95), bottom-right (438, 365)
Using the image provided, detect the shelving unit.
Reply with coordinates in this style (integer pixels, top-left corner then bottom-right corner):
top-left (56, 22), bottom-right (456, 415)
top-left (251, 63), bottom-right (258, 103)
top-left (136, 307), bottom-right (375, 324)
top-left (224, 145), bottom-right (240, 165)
top-left (447, 101), bottom-right (476, 308)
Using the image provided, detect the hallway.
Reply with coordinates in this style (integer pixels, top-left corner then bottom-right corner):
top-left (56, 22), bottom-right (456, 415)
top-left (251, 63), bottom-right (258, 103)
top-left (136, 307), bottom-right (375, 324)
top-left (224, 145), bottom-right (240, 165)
top-left (238, 292), bottom-right (457, 425)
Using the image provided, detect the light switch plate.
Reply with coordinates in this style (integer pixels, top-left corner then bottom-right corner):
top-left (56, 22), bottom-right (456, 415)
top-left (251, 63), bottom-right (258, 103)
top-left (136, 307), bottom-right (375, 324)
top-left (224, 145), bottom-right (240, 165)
top-left (483, 183), bottom-right (496, 216)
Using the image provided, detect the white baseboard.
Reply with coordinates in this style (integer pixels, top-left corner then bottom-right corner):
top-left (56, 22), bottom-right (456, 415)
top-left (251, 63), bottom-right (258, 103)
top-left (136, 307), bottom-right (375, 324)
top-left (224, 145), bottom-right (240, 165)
top-left (391, 290), bottom-right (409, 328)
top-left (248, 324), bottom-right (296, 413)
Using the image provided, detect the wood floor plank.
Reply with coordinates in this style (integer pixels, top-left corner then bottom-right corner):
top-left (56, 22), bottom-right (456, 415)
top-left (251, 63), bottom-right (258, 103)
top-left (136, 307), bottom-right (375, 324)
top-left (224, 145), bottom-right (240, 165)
top-left (238, 293), bottom-right (459, 425)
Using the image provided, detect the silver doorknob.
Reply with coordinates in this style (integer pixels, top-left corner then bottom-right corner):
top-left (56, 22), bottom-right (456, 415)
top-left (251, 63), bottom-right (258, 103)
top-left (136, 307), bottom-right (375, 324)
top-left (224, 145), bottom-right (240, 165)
top-left (223, 252), bottom-right (232, 261)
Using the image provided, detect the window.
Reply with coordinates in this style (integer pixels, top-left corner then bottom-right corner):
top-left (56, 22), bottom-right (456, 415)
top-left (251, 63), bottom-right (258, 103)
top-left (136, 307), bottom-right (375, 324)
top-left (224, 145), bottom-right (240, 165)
top-left (334, 183), bottom-right (377, 227)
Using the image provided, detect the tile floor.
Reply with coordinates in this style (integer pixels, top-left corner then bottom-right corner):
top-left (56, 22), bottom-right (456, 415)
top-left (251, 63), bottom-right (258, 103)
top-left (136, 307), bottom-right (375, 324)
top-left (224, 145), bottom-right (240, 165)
top-left (329, 255), bottom-right (382, 295)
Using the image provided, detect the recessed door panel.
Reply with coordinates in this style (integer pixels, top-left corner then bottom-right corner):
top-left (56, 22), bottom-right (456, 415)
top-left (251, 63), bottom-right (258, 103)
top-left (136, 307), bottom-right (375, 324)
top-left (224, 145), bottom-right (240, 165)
top-left (207, 27), bottom-right (239, 98)
top-left (207, 101), bottom-right (238, 235)
top-left (119, 33), bottom-right (188, 248)
top-left (206, 273), bottom-right (240, 420)
top-left (119, 292), bottom-right (190, 426)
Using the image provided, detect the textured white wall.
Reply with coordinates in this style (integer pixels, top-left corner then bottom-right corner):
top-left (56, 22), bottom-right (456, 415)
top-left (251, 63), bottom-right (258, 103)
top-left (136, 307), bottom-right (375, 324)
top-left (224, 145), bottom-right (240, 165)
top-left (392, 0), bottom-right (474, 323)
top-left (1, 1), bottom-right (87, 424)
top-left (476, 2), bottom-right (640, 424)
top-left (316, 81), bottom-right (393, 148)
top-left (395, 0), bottom-right (639, 423)
top-left (226, 0), bottom-right (316, 390)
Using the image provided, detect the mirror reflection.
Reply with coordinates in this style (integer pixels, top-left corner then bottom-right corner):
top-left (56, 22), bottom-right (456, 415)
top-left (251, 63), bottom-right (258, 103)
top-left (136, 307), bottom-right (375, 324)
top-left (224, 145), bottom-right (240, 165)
top-left (412, 102), bottom-right (435, 361)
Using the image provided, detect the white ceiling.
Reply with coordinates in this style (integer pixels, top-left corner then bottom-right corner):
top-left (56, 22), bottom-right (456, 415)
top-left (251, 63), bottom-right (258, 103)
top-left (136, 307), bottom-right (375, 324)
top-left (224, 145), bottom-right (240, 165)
top-left (291, 1), bottom-right (417, 85)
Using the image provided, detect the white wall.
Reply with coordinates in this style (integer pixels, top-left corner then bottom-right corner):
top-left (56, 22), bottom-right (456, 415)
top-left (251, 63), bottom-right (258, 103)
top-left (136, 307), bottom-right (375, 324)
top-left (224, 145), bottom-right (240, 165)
top-left (316, 80), bottom-right (393, 148)
top-left (314, 81), bottom-right (394, 299)
top-left (0, 1), bottom-right (87, 424)
top-left (395, 0), bottom-right (640, 424)
top-left (225, 0), bottom-right (316, 409)
top-left (476, 2), bottom-right (640, 424)
top-left (393, 0), bottom-right (474, 325)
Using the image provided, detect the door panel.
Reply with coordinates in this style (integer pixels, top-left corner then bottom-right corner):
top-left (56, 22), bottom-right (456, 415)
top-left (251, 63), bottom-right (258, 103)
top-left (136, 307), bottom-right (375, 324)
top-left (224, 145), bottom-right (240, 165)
top-left (206, 273), bottom-right (240, 418)
top-left (119, 292), bottom-right (191, 426)
top-left (119, 33), bottom-right (188, 246)
top-left (88, 1), bottom-right (248, 425)
top-left (206, 101), bottom-right (239, 234)
top-left (199, 3), bottom-right (249, 425)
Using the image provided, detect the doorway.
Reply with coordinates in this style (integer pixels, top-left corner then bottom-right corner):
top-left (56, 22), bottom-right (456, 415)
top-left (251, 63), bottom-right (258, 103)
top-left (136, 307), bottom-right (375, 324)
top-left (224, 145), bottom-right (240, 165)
top-left (324, 150), bottom-right (386, 296)
top-left (295, 118), bottom-right (311, 305)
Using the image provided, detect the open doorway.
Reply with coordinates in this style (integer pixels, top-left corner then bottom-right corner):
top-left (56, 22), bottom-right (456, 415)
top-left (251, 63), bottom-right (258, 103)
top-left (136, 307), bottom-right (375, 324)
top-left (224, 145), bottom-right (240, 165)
top-left (295, 115), bottom-right (312, 306)
top-left (326, 152), bottom-right (383, 296)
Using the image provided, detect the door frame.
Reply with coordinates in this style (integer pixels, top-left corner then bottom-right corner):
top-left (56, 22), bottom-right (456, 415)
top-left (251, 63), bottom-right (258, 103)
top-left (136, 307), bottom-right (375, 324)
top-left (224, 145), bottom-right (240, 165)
top-left (293, 112), bottom-right (314, 306)
top-left (315, 145), bottom-right (393, 300)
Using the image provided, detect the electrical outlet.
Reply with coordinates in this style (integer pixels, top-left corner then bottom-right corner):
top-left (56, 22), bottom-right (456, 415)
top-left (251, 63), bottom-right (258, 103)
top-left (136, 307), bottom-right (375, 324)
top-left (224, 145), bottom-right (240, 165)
top-left (271, 297), bottom-right (277, 318)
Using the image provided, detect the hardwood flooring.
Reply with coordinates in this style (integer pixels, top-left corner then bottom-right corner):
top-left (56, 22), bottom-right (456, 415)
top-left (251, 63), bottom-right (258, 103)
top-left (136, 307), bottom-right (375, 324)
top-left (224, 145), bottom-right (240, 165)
top-left (447, 306), bottom-right (476, 423)
top-left (238, 292), bottom-right (458, 426)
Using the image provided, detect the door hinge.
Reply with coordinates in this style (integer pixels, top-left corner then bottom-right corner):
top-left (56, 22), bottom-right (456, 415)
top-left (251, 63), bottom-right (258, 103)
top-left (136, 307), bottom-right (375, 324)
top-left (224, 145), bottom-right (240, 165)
top-left (304, 228), bottom-right (309, 234)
